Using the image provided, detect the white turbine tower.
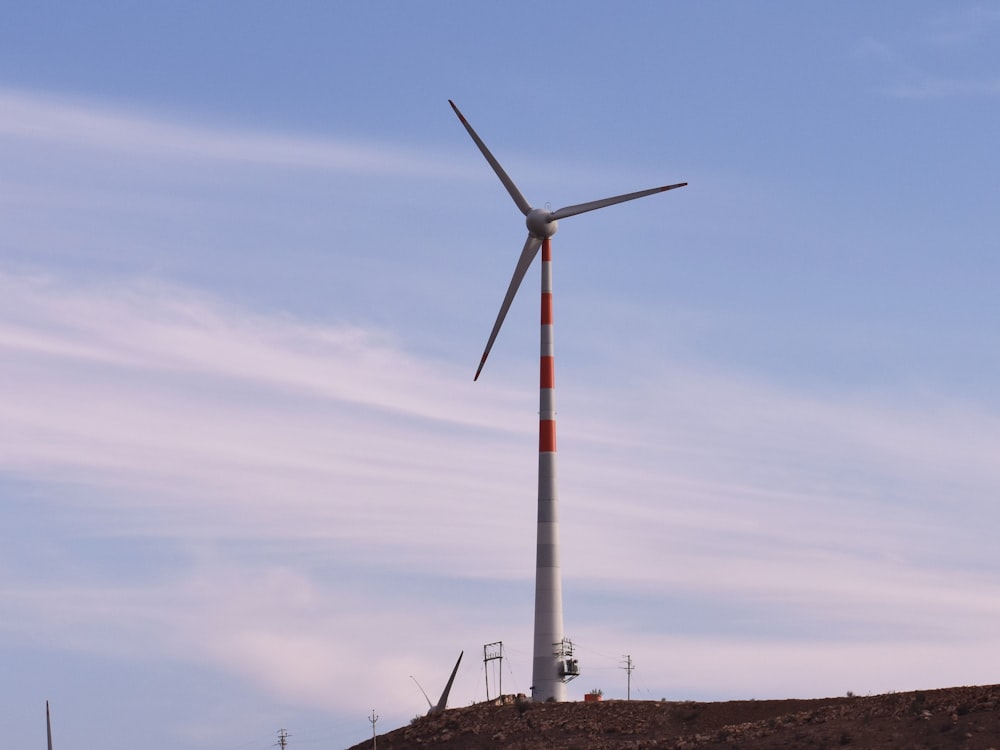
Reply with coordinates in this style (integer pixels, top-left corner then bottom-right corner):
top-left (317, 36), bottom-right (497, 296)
top-left (450, 101), bottom-right (686, 701)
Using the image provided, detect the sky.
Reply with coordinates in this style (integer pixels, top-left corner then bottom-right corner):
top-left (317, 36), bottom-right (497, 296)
top-left (2, 2), bottom-right (1000, 748)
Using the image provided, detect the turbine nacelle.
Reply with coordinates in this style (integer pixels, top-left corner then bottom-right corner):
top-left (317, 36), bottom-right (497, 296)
top-left (526, 208), bottom-right (558, 239)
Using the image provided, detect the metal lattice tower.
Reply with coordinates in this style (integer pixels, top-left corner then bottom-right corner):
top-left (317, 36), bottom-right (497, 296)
top-left (484, 641), bottom-right (504, 701)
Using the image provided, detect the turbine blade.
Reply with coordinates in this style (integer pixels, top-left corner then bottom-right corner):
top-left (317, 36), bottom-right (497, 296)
top-left (475, 234), bottom-right (543, 380)
top-left (549, 182), bottom-right (687, 221)
top-left (433, 651), bottom-right (464, 713)
top-left (410, 676), bottom-right (434, 710)
top-left (449, 100), bottom-right (532, 217)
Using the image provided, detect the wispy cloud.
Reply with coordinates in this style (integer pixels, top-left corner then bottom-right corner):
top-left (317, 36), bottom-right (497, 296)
top-left (923, 4), bottom-right (1000, 47)
top-left (0, 88), bottom-right (467, 177)
top-left (854, 6), bottom-right (1000, 99)
top-left (6, 269), bottom-right (996, 565)
top-left (0, 271), bottom-right (530, 551)
top-left (1, 559), bottom-right (491, 713)
top-left (888, 75), bottom-right (1000, 98)
top-left (3, 267), bottom-right (999, 713)
top-left (0, 268), bottom-right (534, 717)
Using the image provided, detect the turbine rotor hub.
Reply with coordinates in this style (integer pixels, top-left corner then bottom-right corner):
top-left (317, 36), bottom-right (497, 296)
top-left (526, 208), bottom-right (558, 239)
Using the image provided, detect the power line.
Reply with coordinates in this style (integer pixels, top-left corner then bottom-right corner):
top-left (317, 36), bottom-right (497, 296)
top-left (274, 728), bottom-right (291, 750)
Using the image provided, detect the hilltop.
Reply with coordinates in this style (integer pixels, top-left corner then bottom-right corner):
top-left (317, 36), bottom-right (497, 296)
top-left (346, 684), bottom-right (1000, 749)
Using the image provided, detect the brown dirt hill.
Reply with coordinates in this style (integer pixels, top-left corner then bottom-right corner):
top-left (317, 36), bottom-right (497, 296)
top-left (346, 684), bottom-right (1000, 749)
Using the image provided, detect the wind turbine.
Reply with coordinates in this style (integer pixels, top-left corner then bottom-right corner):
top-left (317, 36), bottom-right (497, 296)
top-left (411, 651), bottom-right (464, 715)
top-left (46, 701), bottom-right (54, 750)
top-left (449, 100), bottom-right (685, 702)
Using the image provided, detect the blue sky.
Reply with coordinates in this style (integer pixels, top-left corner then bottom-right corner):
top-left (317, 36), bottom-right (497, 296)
top-left (3, 2), bottom-right (1000, 748)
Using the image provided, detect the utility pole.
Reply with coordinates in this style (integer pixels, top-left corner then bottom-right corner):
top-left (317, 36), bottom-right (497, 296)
top-left (621, 655), bottom-right (635, 701)
top-left (275, 728), bottom-right (290, 750)
top-left (369, 709), bottom-right (379, 750)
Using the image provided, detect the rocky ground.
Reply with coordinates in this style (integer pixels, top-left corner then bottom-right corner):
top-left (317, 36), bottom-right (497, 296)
top-left (346, 684), bottom-right (1000, 749)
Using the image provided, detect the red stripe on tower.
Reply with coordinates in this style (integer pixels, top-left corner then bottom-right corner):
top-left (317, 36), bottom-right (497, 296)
top-left (540, 356), bottom-right (555, 389)
top-left (539, 419), bottom-right (556, 452)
